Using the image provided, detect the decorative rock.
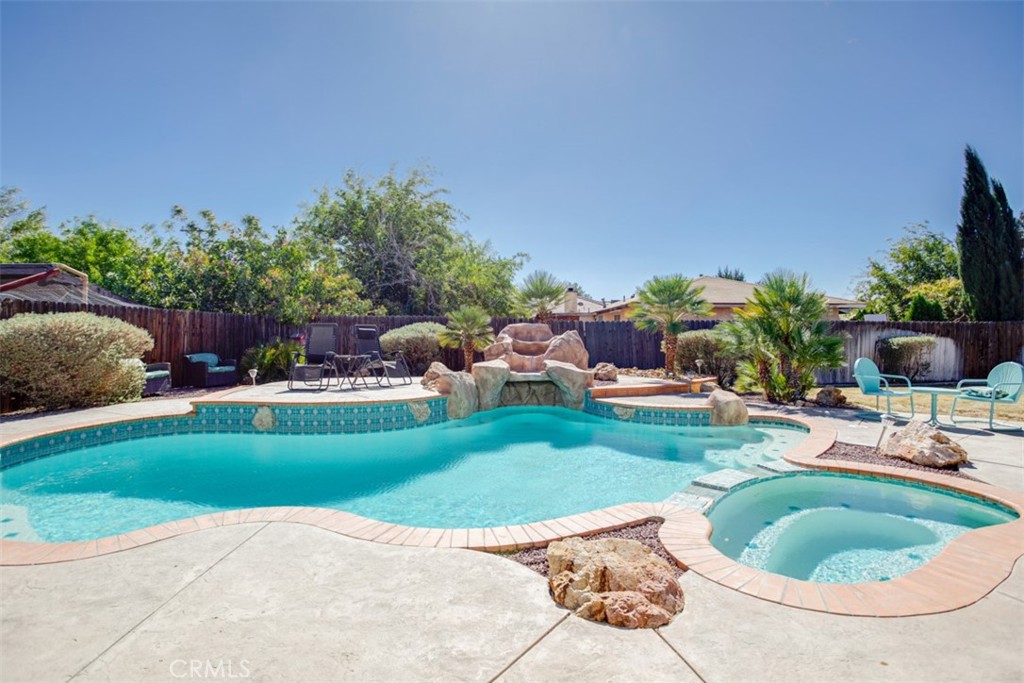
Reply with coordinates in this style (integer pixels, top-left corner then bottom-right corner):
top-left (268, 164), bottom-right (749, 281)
top-left (423, 364), bottom-right (478, 419)
top-left (251, 405), bottom-right (277, 431)
top-left (547, 537), bottom-right (684, 629)
top-left (880, 420), bottom-right (969, 468)
top-left (544, 360), bottom-right (595, 410)
top-left (421, 362), bottom-right (450, 386)
top-left (500, 381), bottom-right (565, 407)
top-left (407, 401), bottom-right (431, 424)
top-left (472, 359), bottom-right (511, 410)
top-left (707, 389), bottom-right (749, 426)
top-left (483, 323), bottom-right (589, 372)
top-left (593, 362), bottom-right (618, 382)
top-left (815, 386), bottom-right (847, 407)
top-left (544, 330), bottom-right (589, 369)
top-left (701, 381), bottom-right (722, 393)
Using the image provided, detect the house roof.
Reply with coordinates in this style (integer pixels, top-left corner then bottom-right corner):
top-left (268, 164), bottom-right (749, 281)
top-left (594, 276), bottom-right (864, 314)
top-left (0, 263), bottom-right (148, 307)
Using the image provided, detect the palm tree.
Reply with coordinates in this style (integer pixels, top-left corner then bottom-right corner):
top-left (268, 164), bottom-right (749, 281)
top-left (629, 276), bottom-right (711, 377)
top-left (719, 272), bottom-right (846, 402)
top-left (438, 305), bottom-right (495, 371)
top-left (517, 270), bottom-right (566, 320)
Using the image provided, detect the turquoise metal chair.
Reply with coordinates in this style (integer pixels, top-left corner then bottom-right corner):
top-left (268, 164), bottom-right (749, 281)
top-left (951, 361), bottom-right (1024, 431)
top-left (852, 357), bottom-right (915, 418)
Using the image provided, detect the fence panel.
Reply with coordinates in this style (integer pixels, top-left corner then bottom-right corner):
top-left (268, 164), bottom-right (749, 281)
top-left (3, 300), bottom-right (1022, 385)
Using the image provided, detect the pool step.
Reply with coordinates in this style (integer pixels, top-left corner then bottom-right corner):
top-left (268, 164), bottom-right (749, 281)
top-left (691, 468), bottom-right (758, 492)
top-left (663, 491), bottom-right (715, 512)
top-left (756, 459), bottom-right (807, 474)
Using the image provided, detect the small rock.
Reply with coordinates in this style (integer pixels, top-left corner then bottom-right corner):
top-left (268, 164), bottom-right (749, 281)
top-left (815, 385), bottom-right (848, 408)
top-left (593, 362), bottom-right (618, 382)
top-left (421, 362), bottom-right (450, 386)
top-left (707, 389), bottom-right (749, 426)
top-left (701, 381), bottom-right (722, 393)
top-left (880, 421), bottom-right (969, 468)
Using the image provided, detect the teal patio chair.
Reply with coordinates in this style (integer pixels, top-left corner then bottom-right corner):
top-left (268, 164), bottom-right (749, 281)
top-left (951, 361), bottom-right (1024, 431)
top-left (852, 357), bottom-right (915, 419)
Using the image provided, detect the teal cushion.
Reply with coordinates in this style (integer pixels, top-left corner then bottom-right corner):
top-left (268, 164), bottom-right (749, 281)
top-left (208, 365), bottom-right (236, 374)
top-left (964, 387), bottom-right (1009, 400)
top-left (187, 353), bottom-right (220, 367)
top-left (144, 370), bottom-right (170, 380)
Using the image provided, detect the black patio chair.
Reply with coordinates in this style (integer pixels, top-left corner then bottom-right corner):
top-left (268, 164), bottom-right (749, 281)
top-left (353, 325), bottom-right (412, 386)
top-left (288, 323), bottom-right (339, 390)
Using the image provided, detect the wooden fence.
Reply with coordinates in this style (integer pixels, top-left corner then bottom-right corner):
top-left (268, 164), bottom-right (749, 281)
top-left (2, 300), bottom-right (1021, 387)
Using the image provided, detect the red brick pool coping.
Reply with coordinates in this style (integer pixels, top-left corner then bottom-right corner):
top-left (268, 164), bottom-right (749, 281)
top-left (2, 405), bottom-right (1022, 619)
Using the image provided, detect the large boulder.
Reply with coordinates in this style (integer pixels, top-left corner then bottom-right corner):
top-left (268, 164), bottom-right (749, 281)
top-left (543, 330), bottom-right (589, 369)
top-left (423, 364), bottom-right (478, 419)
top-left (483, 323), bottom-right (589, 372)
top-left (707, 389), bottom-right (749, 426)
top-left (544, 360), bottom-right (595, 410)
top-left (593, 362), bottom-right (618, 382)
top-left (471, 359), bottom-right (511, 411)
top-left (880, 420), bottom-right (969, 468)
top-left (547, 537), bottom-right (684, 629)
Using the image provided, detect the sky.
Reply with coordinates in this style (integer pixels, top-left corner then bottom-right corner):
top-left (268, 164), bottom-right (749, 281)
top-left (2, 1), bottom-right (1021, 302)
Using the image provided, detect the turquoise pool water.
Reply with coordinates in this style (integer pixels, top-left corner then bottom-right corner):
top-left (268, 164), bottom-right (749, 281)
top-left (707, 473), bottom-right (1017, 584)
top-left (0, 407), bottom-right (805, 542)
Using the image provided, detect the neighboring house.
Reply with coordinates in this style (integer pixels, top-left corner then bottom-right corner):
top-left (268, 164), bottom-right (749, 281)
top-left (548, 288), bottom-right (608, 320)
top-left (591, 276), bottom-right (864, 322)
top-left (0, 263), bottom-right (147, 307)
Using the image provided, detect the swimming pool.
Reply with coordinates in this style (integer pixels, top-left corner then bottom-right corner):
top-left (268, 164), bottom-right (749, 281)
top-left (707, 472), bottom-right (1018, 584)
top-left (0, 407), bottom-right (806, 542)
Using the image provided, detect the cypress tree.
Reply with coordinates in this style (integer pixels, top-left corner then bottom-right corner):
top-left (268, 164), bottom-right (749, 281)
top-left (956, 147), bottom-right (1024, 321)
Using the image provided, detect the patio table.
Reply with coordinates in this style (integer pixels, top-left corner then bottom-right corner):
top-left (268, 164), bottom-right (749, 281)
top-left (912, 387), bottom-right (961, 426)
top-left (332, 354), bottom-right (372, 390)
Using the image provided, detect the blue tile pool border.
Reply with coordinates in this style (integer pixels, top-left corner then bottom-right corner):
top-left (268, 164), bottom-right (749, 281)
top-left (0, 397), bottom-right (449, 470)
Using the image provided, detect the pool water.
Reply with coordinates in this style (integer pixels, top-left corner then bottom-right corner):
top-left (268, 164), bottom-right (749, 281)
top-left (708, 473), bottom-right (1017, 583)
top-left (0, 407), bottom-right (805, 542)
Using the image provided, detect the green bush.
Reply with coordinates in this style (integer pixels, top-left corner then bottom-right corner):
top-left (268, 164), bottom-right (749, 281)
top-left (0, 312), bottom-right (153, 410)
top-left (240, 338), bottom-right (302, 384)
top-left (674, 329), bottom-right (738, 387)
top-left (904, 294), bottom-right (945, 321)
top-left (380, 322), bottom-right (446, 374)
top-left (876, 335), bottom-right (937, 381)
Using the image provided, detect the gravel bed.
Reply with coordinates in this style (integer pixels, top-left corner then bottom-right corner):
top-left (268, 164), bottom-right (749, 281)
top-left (817, 441), bottom-right (977, 480)
top-left (502, 519), bottom-right (684, 578)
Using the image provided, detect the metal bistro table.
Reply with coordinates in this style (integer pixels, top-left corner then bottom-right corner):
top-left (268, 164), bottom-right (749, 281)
top-left (332, 354), bottom-right (372, 390)
top-left (912, 387), bottom-right (961, 426)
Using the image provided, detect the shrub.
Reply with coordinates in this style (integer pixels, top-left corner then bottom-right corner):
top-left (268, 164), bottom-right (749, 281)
top-left (876, 335), bottom-right (937, 381)
top-left (380, 322), bottom-right (446, 374)
top-left (674, 329), bottom-right (738, 387)
top-left (904, 294), bottom-right (945, 321)
top-left (0, 312), bottom-right (153, 410)
top-left (240, 338), bottom-right (302, 384)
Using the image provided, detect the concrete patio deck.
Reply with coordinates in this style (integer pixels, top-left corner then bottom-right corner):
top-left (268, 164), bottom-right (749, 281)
top-left (1, 388), bottom-right (1022, 682)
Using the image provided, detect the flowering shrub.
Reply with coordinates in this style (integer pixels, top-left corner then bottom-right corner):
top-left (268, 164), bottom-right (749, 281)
top-left (380, 322), bottom-right (446, 374)
top-left (674, 329), bottom-right (738, 387)
top-left (0, 312), bottom-right (153, 410)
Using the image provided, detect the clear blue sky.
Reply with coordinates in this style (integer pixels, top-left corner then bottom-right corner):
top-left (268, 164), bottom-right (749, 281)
top-left (3, 1), bottom-right (1021, 301)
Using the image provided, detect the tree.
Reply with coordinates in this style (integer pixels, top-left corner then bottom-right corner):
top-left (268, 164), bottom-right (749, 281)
top-left (0, 187), bottom-right (47, 260)
top-left (716, 266), bottom-right (746, 281)
top-left (438, 305), bottom-right (495, 371)
top-left (957, 146), bottom-right (1024, 321)
top-left (629, 275), bottom-right (711, 377)
top-left (855, 223), bottom-right (964, 320)
top-left (904, 294), bottom-right (945, 321)
top-left (719, 272), bottom-right (846, 402)
top-left (295, 167), bottom-right (523, 315)
top-left (517, 270), bottom-right (566, 320)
